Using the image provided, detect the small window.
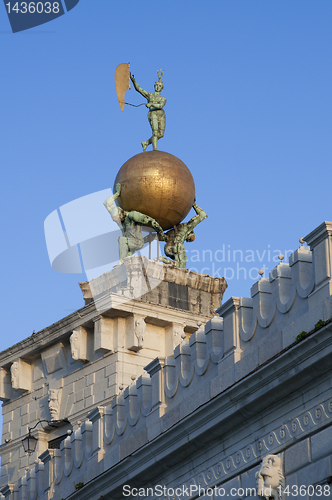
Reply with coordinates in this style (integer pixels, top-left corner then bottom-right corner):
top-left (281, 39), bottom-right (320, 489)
top-left (48, 435), bottom-right (68, 449)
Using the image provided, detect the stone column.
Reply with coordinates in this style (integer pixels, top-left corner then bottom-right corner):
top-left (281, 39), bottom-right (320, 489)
top-left (145, 358), bottom-right (166, 440)
top-left (305, 221), bottom-right (332, 293)
top-left (87, 406), bottom-right (105, 462)
top-left (35, 461), bottom-right (45, 498)
top-left (40, 450), bottom-right (56, 497)
top-left (305, 222), bottom-right (332, 320)
top-left (18, 476), bottom-right (27, 500)
top-left (145, 358), bottom-right (166, 415)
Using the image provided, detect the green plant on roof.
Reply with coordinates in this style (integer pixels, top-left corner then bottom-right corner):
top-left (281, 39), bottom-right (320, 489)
top-left (314, 319), bottom-right (325, 330)
top-left (295, 331), bottom-right (307, 342)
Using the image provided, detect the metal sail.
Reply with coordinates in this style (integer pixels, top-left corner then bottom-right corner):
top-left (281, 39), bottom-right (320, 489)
top-left (115, 63), bottom-right (130, 111)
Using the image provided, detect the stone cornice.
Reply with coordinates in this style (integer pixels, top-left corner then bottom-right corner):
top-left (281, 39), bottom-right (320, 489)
top-left (305, 221), bottom-right (332, 248)
top-left (0, 292), bottom-right (208, 368)
top-left (0, 303), bottom-right (93, 366)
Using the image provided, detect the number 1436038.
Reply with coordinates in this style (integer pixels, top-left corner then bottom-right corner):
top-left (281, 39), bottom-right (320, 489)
top-left (281, 484), bottom-right (331, 496)
top-left (6, 2), bottom-right (60, 14)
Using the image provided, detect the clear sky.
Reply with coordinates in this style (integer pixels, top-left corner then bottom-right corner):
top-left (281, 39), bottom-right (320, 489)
top-left (1, 1), bottom-right (332, 351)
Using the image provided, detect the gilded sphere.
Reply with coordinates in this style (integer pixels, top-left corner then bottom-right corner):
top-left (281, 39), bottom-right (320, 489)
top-left (113, 151), bottom-right (195, 230)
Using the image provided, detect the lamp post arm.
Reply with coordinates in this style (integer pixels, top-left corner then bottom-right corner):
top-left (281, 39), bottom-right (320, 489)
top-left (28, 419), bottom-right (58, 433)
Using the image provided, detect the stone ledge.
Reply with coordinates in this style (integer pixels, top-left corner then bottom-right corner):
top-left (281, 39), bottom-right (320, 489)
top-left (79, 256), bottom-right (227, 316)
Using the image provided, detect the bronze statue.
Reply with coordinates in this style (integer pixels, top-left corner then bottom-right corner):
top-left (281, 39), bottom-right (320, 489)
top-left (130, 70), bottom-right (166, 152)
top-left (160, 199), bottom-right (207, 269)
top-left (112, 65), bottom-right (207, 269)
top-left (104, 183), bottom-right (165, 264)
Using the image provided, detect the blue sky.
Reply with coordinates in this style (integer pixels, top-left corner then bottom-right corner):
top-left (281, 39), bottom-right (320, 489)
top-left (1, 0), bottom-right (331, 355)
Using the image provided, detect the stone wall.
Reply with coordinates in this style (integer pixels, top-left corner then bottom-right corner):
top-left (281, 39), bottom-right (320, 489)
top-left (2, 312), bottom-right (331, 499)
top-left (1, 222), bottom-right (332, 500)
top-left (0, 262), bottom-right (226, 488)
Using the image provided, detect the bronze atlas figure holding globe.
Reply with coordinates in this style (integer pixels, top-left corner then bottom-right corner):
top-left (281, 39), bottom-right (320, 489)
top-left (106, 64), bottom-right (207, 269)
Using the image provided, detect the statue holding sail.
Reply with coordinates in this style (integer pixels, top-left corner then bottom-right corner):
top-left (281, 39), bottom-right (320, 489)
top-left (130, 70), bottom-right (166, 151)
top-left (111, 63), bottom-right (207, 269)
top-left (114, 64), bottom-right (166, 152)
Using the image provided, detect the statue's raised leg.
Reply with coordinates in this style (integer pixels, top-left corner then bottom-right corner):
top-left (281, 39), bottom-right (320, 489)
top-left (118, 236), bottom-right (129, 263)
top-left (141, 139), bottom-right (151, 152)
top-left (173, 242), bottom-right (187, 269)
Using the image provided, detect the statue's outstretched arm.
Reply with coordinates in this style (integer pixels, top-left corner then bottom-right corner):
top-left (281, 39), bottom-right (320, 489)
top-left (104, 183), bottom-right (121, 213)
top-left (186, 200), bottom-right (208, 232)
top-left (130, 74), bottom-right (149, 100)
top-left (127, 210), bottom-right (165, 239)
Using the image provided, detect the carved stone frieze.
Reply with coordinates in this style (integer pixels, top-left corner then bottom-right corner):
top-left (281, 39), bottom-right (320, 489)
top-left (157, 395), bottom-right (332, 500)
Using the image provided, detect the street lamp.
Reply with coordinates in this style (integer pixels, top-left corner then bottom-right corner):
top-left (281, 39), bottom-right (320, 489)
top-left (22, 431), bottom-right (38, 454)
top-left (21, 420), bottom-right (58, 454)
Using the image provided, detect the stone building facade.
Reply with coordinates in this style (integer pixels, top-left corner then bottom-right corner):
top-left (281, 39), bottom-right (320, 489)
top-left (1, 222), bottom-right (332, 499)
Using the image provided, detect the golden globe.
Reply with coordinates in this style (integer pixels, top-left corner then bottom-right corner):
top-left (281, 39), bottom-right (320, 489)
top-left (113, 151), bottom-right (195, 230)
